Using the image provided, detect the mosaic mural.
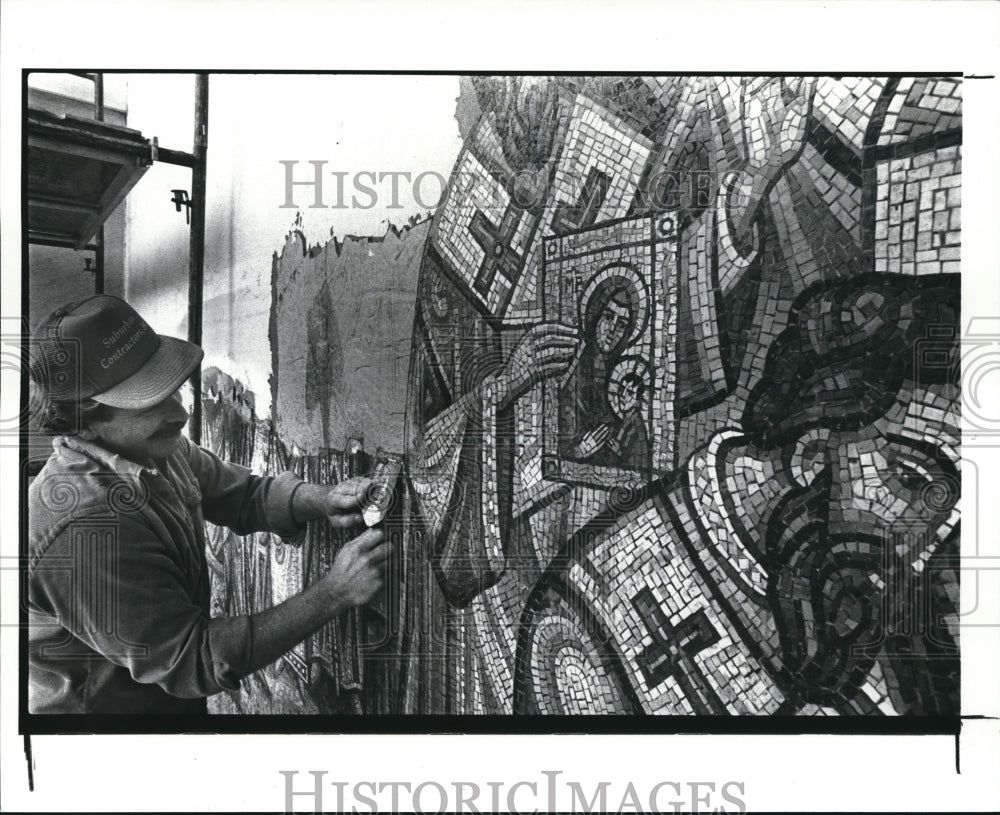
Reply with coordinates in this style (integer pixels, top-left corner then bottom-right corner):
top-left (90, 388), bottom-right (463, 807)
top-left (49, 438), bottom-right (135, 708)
top-left (209, 75), bottom-right (962, 717)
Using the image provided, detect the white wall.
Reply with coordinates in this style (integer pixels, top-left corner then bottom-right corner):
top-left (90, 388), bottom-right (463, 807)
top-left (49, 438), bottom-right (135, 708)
top-left (122, 73), bottom-right (462, 416)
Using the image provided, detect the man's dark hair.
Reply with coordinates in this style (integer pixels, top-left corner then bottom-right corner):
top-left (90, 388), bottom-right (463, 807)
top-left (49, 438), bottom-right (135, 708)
top-left (31, 389), bottom-right (113, 436)
top-left (741, 273), bottom-right (960, 448)
top-left (28, 299), bottom-right (115, 435)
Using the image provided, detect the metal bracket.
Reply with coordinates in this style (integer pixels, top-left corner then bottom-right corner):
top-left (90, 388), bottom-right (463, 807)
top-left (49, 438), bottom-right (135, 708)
top-left (170, 189), bottom-right (192, 225)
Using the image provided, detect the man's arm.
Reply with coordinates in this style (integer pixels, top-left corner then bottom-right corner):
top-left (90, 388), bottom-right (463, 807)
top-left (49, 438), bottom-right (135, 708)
top-left (287, 479), bottom-right (371, 530)
top-left (243, 527), bottom-right (386, 674)
top-left (182, 436), bottom-right (301, 536)
top-left (182, 435), bottom-right (372, 537)
top-left (30, 518), bottom-right (388, 698)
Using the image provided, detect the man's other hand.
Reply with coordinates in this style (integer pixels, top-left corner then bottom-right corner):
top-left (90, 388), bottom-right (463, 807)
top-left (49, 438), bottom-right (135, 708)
top-left (323, 528), bottom-right (389, 609)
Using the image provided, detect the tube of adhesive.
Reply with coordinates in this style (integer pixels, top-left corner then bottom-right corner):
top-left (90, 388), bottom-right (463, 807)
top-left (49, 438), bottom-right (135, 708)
top-left (362, 452), bottom-right (402, 527)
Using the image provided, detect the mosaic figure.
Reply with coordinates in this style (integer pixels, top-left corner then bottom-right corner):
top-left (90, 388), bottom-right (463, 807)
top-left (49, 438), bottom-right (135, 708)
top-left (516, 274), bottom-right (960, 716)
top-left (397, 75), bottom-right (961, 716)
top-left (602, 359), bottom-right (652, 471)
top-left (558, 275), bottom-right (642, 467)
top-left (208, 74), bottom-right (962, 716)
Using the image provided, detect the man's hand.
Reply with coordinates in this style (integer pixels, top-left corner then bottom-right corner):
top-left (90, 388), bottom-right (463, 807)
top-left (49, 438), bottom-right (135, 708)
top-left (492, 323), bottom-right (578, 410)
top-left (321, 528), bottom-right (389, 610)
top-left (241, 526), bottom-right (389, 675)
top-left (291, 477), bottom-right (374, 528)
top-left (321, 476), bottom-right (375, 528)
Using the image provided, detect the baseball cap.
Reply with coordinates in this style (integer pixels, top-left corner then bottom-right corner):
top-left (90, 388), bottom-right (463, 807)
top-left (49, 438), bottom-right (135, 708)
top-left (30, 295), bottom-right (204, 410)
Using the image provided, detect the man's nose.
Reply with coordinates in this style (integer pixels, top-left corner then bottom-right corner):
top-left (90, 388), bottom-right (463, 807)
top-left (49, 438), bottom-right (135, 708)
top-left (164, 391), bottom-right (189, 422)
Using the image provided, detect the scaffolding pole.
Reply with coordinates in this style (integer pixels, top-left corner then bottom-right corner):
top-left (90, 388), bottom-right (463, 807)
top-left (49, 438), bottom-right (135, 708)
top-left (93, 73), bottom-right (105, 295)
top-left (188, 74), bottom-right (208, 444)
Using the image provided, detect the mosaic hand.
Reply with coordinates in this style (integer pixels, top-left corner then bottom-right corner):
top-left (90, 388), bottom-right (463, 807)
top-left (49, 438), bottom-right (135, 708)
top-left (576, 424), bottom-right (611, 459)
top-left (731, 77), bottom-right (816, 243)
top-left (493, 323), bottom-right (578, 410)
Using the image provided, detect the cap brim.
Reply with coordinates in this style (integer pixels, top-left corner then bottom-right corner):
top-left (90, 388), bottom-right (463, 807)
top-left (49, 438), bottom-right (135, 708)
top-left (91, 335), bottom-right (204, 409)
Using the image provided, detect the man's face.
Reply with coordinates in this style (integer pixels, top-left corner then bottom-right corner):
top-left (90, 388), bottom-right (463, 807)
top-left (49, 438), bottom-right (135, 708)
top-left (595, 299), bottom-right (630, 354)
top-left (84, 390), bottom-right (190, 462)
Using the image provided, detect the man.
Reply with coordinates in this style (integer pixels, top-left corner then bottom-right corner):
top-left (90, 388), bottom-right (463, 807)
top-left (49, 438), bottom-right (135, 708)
top-left (27, 295), bottom-right (388, 714)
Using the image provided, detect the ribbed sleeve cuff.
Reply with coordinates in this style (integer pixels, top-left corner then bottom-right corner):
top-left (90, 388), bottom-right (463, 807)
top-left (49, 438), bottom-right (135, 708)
top-left (206, 615), bottom-right (253, 692)
top-left (265, 470), bottom-right (307, 542)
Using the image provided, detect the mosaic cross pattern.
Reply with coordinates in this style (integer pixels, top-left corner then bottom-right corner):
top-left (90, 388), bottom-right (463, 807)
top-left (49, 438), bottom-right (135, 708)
top-left (210, 75), bottom-right (961, 718)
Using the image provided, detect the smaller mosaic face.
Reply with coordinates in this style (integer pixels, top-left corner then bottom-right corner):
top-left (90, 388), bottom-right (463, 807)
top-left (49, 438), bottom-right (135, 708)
top-left (542, 214), bottom-right (679, 488)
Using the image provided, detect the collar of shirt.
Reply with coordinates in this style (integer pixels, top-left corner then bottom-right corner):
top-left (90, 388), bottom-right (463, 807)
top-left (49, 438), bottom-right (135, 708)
top-left (56, 434), bottom-right (162, 479)
top-left (55, 434), bottom-right (204, 511)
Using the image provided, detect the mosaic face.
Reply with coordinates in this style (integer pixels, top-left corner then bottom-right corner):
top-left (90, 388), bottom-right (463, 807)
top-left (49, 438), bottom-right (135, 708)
top-left (826, 426), bottom-right (958, 535)
top-left (616, 374), bottom-right (643, 415)
top-left (595, 298), bottom-right (631, 354)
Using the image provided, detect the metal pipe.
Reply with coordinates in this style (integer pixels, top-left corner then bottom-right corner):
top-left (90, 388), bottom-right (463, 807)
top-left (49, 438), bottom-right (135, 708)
top-left (188, 74), bottom-right (209, 445)
top-left (154, 146), bottom-right (196, 168)
top-left (94, 236), bottom-right (105, 295)
top-left (94, 73), bottom-right (105, 294)
top-left (93, 73), bottom-right (104, 122)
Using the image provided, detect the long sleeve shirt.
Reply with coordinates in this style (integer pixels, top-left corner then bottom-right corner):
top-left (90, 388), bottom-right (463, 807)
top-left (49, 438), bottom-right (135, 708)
top-left (27, 434), bottom-right (304, 714)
